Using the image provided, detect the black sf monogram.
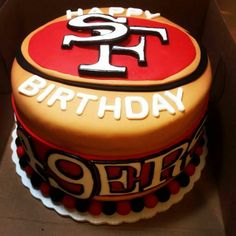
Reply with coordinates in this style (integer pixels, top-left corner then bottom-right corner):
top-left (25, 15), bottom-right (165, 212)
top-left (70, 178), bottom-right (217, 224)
top-left (62, 13), bottom-right (169, 77)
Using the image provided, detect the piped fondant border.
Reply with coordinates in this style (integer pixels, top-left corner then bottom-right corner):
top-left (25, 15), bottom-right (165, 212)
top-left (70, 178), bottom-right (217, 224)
top-left (15, 45), bottom-right (208, 92)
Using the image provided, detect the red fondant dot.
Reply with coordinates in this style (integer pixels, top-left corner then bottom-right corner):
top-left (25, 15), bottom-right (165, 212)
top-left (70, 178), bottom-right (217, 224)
top-left (117, 200), bottom-right (131, 215)
top-left (195, 146), bottom-right (203, 156)
top-left (40, 182), bottom-right (51, 197)
top-left (62, 195), bottom-right (76, 210)
top-left (16, 146), bottom-right (25, 158)
top-left (144, 193), bottom-right (158, 208)
top-left (88, 200), bottom-right (102, 216)
top-left (168, 180), bottom-right (180, 194)
top-left (24, 166), bottom-right (34, 177)
top-left (185, 164), bottom-right (196, 176)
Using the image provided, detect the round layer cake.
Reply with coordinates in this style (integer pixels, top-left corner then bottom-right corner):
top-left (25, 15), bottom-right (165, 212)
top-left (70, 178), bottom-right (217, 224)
top-left (11, 7), bottom-right (211, 221)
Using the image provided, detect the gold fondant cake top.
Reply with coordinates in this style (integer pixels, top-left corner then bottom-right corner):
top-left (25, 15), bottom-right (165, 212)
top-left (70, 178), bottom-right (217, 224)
top-left (11, 7), bottom-right (211, 158)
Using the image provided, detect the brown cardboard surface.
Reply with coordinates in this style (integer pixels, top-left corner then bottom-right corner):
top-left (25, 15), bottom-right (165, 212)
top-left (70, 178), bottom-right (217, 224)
top-left (0, 95), bottom-right (13, 160)
top-left (202, 1), bottom-right (236, 235)
top-left (0, 133), bottom-right (225, 235)
top-left (217, 0), bottom-right (236, 28)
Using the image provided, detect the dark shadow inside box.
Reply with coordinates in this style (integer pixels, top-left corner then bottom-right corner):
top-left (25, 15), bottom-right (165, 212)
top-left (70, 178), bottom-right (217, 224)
top-left (202, 0), bottom-right (236, 235)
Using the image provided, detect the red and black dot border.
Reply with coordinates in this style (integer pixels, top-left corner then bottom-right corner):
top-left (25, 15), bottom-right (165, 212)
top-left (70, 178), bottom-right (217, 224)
top-left (15, 134), bottom-right (205, 217)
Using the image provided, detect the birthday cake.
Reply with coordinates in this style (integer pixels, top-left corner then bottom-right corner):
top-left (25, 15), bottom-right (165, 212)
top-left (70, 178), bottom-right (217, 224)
top-left (11, 7), bottom-right (211, 222)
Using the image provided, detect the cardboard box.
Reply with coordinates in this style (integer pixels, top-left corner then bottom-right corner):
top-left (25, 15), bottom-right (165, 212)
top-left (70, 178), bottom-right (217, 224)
top-left (0, 0), bottom-right (235, 235)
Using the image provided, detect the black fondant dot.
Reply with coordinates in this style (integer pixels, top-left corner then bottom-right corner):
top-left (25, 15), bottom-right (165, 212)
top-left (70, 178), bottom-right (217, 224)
top-left (76, 199), bottom-right (90, 213)
top-left (15, 137), bottom-right (22, 146)
top-left (131, 197), bottom-right (145, 212)
top-left (19, 157), bottom-right (28, 169)
top-left (155, 187), bottom-right (170, 202)
top-left (50, 188), bottom-right (64, 203)
top-left (199, 137), bottom-right (205, 147)
top-left (191, 153), bottom-right (200, 166)
top-left (102, 201), bottom-right (117, 215)
top-left (176, 172), bottom-right (190, 187)
top-left (30, 172), bottom-right (42, 189)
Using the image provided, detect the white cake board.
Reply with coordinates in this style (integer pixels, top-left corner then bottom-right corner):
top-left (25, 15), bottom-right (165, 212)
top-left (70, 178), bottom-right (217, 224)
top-left (11, 127), bottom-right (207, 225)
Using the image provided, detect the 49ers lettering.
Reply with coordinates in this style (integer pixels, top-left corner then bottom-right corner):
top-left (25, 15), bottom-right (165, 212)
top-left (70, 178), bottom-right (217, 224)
top-left (62, 13), bottom-right (168, 77)
top-left (17, 119), bottom-right (204, 200)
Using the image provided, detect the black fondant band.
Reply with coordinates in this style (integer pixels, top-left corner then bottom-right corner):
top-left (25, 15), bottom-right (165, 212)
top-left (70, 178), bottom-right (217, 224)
top-left (16, 45), bottom-right (208, 92)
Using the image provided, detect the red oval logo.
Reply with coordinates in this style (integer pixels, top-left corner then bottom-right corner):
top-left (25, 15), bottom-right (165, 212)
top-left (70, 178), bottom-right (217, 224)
top-left (28, 16), bottom-right (196, 82)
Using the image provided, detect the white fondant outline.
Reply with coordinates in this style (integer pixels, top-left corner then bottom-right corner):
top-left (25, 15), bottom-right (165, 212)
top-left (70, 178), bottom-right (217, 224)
top-left (11, 126), bottom-right (207, 225)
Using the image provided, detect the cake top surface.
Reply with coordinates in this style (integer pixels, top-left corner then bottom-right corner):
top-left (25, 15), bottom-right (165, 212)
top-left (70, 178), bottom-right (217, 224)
top-left (11, 7), bottom-right (211, 158)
